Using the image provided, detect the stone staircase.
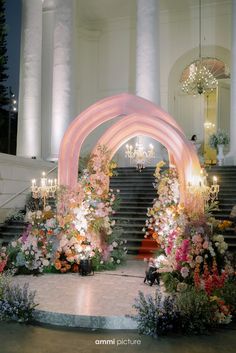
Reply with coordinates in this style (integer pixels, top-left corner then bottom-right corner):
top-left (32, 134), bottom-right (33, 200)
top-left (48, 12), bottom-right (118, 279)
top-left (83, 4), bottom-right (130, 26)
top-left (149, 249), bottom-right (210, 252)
top-left (0, 219), bottom-right (26, 247)
top-left (207, 166), bottom-right (236, 251)
top-left (110, 167), bottom-right (158, 256)
top-left (1, 166), bottom-right (236, 254)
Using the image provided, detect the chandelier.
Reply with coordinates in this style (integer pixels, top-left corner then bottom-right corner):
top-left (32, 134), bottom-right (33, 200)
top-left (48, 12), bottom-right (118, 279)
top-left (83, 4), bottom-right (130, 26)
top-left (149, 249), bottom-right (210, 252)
top-left (181, 0), bottom-right (218, 95)
top-left (125, 141), bottom-right (155, 171)
top-left (31, 172), bottom-right (58, 209)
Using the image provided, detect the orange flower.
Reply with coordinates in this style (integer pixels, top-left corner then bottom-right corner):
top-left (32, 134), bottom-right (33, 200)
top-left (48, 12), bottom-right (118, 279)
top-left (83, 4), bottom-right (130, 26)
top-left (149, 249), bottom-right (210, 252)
top-left (72, 264), bottom-right (79, 272)
top-left (54, 260), bottom-right (61, 270)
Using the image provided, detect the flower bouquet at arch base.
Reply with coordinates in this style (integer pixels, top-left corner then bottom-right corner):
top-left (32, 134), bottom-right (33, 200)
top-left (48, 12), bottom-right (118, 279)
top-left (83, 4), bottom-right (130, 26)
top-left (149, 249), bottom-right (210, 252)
top-left (131, 161), bottom-right (236, 337)
top-left (0, 145), bottom-right (127, 276)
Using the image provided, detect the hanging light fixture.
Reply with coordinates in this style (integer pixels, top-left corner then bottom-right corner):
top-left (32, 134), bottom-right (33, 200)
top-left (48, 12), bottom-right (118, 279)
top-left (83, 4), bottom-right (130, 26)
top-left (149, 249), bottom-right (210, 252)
top-left (125, 139), bottom-right (155, 171)
top-left (181, 0), bottom-right (218, 95)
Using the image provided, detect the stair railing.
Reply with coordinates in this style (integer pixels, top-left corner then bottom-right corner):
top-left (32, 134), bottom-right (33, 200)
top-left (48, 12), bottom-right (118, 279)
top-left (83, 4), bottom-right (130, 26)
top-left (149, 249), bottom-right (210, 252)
top-left (0, 165), bottom-right (58, 209)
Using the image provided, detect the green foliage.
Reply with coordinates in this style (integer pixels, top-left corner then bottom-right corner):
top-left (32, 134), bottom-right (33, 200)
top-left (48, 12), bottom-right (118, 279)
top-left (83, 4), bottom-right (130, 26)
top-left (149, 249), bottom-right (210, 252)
top-left (5, 209), bottom-right (25, 223)
top-left (78, 155), bottom-right (90, 175)
top-left (204, 201), bottom-right (219, 217)
top-left (0, 271), bottom-right (11, 299)
top-left (161, 272), bottom-right (180, 293)
top-left (130, 290), bottom-right (180, 337)
top-left (215, 277), bottom-right (236, 315)
top-left (176, 287), bottom-right (215, 334)
top-left (91, 226), bottom-right (127, 271)
top-left (111, 194), bottom-right (121, 212)
top-left (208, 130), bottom-right (230, 149)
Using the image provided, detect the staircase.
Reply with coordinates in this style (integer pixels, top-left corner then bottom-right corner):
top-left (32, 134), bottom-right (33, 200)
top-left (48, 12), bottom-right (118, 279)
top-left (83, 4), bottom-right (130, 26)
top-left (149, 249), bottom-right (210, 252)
top-left (1, 166), bottom-right (236, 253)
top-left (0, 219), bottom-right (27, 247)
top-left (110, 167), bottom-right (158, 257)
top-left (207, 166), bottom-right (236, 251)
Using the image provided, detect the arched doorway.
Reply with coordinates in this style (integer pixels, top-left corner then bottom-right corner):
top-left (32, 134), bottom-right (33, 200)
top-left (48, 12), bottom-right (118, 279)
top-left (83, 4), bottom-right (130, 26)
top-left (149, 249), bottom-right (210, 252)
top-left (58, 93), bottom-right (201, 204)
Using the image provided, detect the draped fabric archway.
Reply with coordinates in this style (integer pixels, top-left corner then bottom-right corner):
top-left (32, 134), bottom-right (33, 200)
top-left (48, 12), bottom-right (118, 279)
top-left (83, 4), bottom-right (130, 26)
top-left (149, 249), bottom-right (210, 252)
top-left (93, 114), bottom-right (200, 200)
top-left (58, 93), bottom-right (201, 203)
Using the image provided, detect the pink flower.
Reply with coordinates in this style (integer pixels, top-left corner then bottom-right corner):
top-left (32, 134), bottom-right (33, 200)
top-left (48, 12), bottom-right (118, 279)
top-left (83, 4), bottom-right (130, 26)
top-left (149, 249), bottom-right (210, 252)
top-left (202, 241), bottom-right (209, 249)
top-left (192, 234), bottom-right (202, 244)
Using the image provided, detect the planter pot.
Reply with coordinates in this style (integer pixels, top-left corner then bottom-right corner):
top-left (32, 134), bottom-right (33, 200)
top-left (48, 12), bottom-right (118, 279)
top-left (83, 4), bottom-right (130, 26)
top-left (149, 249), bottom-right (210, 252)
top-left (79, 259), bottom-right (94, 276)
top-left (217, 144), bottom-right (224, 166)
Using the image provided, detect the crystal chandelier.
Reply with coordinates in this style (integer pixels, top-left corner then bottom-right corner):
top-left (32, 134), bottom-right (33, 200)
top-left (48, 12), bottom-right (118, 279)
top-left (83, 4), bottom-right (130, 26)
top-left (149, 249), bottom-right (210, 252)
top-left (181, 0), bottom-right (218, 95)
top-left (31, 172), bottom-right (58, 209)
top-left (125, 141), bottom-right (155, 170)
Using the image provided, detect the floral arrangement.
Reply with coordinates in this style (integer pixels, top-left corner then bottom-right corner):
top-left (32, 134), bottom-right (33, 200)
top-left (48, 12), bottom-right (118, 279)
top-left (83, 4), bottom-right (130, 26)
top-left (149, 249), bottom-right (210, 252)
top-left (208, 130), bottom-right (230, 149)
top-left (140, 161), bottom-right (235, 332)
top-left (2, 145), bottom-right (126, 275)
top-left (130, 290), bottom-right (179, 337)
top-left (131, 287), bottom-right (226, 336)
top-left (0, 272), bottom-right (37, 323)
top-left (6, 207), bottom-right (58, 274)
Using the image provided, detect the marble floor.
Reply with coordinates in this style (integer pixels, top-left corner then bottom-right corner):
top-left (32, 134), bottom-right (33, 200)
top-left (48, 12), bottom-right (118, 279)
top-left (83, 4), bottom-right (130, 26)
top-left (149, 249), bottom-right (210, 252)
top-left (12, 259), bottom-right (157, 329)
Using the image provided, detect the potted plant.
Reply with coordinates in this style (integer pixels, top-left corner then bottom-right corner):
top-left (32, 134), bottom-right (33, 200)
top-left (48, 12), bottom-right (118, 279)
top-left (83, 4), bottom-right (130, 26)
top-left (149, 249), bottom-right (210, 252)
top-left (208, 130), bottom-right (230, 166)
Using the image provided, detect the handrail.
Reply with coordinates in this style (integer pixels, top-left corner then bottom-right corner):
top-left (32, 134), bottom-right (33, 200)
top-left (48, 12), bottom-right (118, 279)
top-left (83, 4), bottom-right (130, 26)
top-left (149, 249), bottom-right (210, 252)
top-left (0, 165), bottom-right (58, 209)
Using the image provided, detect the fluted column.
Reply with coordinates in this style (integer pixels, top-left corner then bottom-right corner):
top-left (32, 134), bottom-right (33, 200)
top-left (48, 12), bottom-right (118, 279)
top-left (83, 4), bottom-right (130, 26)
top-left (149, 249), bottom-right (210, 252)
top-left (136, 0), bottom-right (163, 161)
top-left (50, 0), bottom-right (74, 160)
top-left (17, 0), bottom-right (42, 158)
top-left (136, 0), bottom-right (160, 104)
top-left (227, 0), bottom-right (236, 165)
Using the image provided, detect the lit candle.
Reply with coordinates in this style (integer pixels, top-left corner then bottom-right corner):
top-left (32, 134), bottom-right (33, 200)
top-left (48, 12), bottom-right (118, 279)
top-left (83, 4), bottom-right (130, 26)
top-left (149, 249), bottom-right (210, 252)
top-left (54, 178), bottom-right (57, 185)
top-left (31, 179), bottom-right (36, 187)
top-left (213, 176), bottom-right (217, 185)
top-left (41, 172), bottom-right (47, 187)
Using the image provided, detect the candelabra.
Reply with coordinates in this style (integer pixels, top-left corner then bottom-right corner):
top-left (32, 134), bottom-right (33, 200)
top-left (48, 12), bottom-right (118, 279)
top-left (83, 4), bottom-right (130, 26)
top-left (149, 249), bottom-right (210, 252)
top-left (187, 173), bottom-right (219, 209)
top-left (31, 172), bottom-right (58, 209)
top-left (125, 142), bottom-right (155, 170)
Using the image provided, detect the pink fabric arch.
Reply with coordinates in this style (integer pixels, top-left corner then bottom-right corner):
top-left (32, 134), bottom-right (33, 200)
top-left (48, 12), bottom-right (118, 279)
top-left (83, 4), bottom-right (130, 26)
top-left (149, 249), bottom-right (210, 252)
top-left (93, 114), bottom-right (200, 201)
top-left (58, 93), bottom-right (201, 204)
top-left (58, 93), bottom-right (185, 187)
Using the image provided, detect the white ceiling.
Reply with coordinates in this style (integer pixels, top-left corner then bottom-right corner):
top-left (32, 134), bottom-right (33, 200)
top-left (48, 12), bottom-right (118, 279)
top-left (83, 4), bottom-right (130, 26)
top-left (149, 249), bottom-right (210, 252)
top-left (77, 0), bottom-right (230, 21)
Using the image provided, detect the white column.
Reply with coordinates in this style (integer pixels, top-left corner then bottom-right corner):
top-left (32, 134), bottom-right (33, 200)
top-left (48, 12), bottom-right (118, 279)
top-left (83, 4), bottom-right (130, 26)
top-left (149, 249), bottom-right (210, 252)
top-left (226, 0), bottom-right (236, 165)
top-left (136, 0), bottom-right (160, 105)
top-left (50, 0), bottom-right (74, 160)
top-left (136, 0), bottom-right (162, 162)
top-left (17, 0), bottom-right (42, 158)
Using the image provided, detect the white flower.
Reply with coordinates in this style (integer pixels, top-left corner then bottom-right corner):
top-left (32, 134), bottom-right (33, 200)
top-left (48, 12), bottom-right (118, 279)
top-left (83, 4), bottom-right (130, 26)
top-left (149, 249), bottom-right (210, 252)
top-left (42, 259), bottom-right (49, 267)
top-left (112, 241), bottom-right (118, 248)
top-left (196, 255), bottom-right (203, 264)
top-left (36, 210), bottom-right (42, 218)
top-left (110, 257), bottom-right (114, 262)
top-left (11, 241), bottom-right (17, 248)
top-left (117, 259), bottom-right (121, 264)
top-left (180, 266), bottom-right (189, 278)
